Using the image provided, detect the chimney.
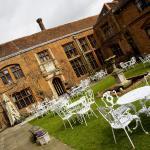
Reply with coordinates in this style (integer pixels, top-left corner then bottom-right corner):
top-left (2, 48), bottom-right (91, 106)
top-left (36, 18), bottom-right (46, 31)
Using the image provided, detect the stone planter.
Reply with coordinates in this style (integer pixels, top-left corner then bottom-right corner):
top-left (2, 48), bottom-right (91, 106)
top-left (36, 132), bottom-right (50, 145)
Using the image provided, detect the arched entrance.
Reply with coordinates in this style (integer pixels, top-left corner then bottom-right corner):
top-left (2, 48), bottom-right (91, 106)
top-left (52, 78), bottom-right (66, 96)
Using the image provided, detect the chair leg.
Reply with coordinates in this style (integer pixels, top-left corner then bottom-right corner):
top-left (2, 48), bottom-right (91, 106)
top-left (82, 115), bottom-right (87, 126)
top-left (95, 102), bottom-right (99, 107)
top-left (111, 128), bottom-right (117, 144)
top-left (91, 109), bottom-right (98, 118)
top-left (67, 119), bottom-right (73, 129)
top-left (87, 112), bottom-right (90, 119)
top-left (127, 126), bottom-right (132, 133)
top-left (63, 120), bottom-right (66, 129)
top-left (138, 119), bottom-right (149, 134)
top-left (123, 128), bottom-right (135, 149)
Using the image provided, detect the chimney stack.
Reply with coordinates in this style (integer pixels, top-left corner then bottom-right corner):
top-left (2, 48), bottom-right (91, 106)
top-left (36, 18), bottom-right (46, 31)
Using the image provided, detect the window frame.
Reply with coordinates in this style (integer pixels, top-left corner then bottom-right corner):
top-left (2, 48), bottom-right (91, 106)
top-left (10, 64), bottom-right (24, 80)
top-left (63, 42), bottom-right (78, 59)
top-left (87, 34), bottom-right (97, 48)
top-left (12, 88), bottom-right (35, 109)
top-left (37, 49), bottom-right (51, 63)
top-left (86, 52), bottom-right (98, 69)
top-left (101, 22), bottom-right (114, 38)
top-left (0, 68), bottom-right (13, 85)
top-left (111, 43), bottom-right (123, 57)
top-left (78, 37), bottom-right (91, 52)
top-left (70, 57), bottom-right (87, 77)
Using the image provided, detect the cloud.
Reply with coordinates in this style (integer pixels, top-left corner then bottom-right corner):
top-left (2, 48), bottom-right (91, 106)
top-left (0, 0), bottom-right (112, 44)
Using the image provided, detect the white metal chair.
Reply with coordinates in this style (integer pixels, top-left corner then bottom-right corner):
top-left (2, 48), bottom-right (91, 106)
top-left (129, 57), bottom-right (136, 68)
top-left (139, 56), bottom-right (149, 67)
top-left (138, 98), bottom-right (150, 117)
top-left (101, 91), bottom-right (117, 108)
top-left (102, 91), bottom-right (137, 118)
top-left (120, 62), bottom-right (128, 70)
top-left (55, 107), bottom-right (74, 129)
top-left (76, 96), bottom-right (98, 126)
top-left (98, 107), bottom-right (148, 149)
top-left (85, 88), bottom-right (99, 107)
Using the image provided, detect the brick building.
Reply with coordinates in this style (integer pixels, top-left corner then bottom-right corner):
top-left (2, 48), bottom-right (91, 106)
top-left (0, 15), bottom-right (103, 127)
top-left (94, 0), bottom-right (150, 61)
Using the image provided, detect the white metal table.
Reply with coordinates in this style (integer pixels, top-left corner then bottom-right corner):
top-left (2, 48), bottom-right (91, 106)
top-left (117, 86), bottom-right (150, 105)
top-left (66, 98), bottom-right (84, 112)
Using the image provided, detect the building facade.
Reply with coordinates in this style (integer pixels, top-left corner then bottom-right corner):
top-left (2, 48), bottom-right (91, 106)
top-left (94, 0), bottom-right (150, 61)
top-left (0, 15), bottom-right (102, 127)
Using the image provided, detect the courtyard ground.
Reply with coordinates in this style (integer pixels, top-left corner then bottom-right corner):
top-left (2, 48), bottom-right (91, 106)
top-left (30, 63), bottom-right (150, 150)
top-left (0, 123), bottom-right (72, 150)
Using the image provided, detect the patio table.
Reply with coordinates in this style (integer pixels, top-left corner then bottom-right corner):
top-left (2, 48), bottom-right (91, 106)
top-left (66, 98), bottom-right (85, 112)
top-left (117, 86), bottom-right (150, 105)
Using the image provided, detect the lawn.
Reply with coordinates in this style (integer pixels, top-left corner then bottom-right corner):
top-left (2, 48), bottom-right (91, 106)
top-left (30, 63), bottom-right (150, 150)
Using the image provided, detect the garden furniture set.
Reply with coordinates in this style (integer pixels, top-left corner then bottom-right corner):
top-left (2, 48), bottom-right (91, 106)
top-left (98, 81), bottom-right (150, 149)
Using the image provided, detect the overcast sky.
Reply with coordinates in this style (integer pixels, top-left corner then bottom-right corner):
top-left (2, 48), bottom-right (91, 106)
top-left (0, 0), bottom-right (112, 44)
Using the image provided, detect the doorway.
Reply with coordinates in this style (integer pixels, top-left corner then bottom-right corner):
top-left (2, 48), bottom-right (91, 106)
top-left (52, 77), bottom-right (66, 96)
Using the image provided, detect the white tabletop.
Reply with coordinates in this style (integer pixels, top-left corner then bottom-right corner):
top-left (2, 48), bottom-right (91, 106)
top-left (117, 86), bottom-right (150, 105)
top-left (66, 98), bottom-right (84, 110)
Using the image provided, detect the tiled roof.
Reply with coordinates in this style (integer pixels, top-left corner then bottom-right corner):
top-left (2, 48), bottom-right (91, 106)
top-left (0, 15), bottom-right (97, 59)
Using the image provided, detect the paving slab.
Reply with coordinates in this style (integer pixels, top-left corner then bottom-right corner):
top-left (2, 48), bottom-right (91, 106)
top-left (0, 123), bottom-right (73, 150)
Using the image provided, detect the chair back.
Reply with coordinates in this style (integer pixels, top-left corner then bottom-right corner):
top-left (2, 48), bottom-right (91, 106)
top-left (85, 88), bottom-right (95, 103)
top-left (102, 91), bottom-right (116, 108)
top-left (80, 96), bottom-right (89, 107)
top-left (139, 57), bottom-right (145, 63)
top-left (98, 107), bottom-right (114, 124)
top-left (55, 107), bottom-right (71, 119)
top-left (130, 57), bottom-right (136, 64)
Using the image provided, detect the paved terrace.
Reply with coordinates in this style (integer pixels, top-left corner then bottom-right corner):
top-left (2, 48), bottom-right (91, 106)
top-left (0, 123), bottom-right (72, 150)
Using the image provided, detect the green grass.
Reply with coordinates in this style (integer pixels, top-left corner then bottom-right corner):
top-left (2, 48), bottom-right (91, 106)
top-left (30, 64), bottom-right (150, 150)
top-left (124, 63), bottom-right (150, 78)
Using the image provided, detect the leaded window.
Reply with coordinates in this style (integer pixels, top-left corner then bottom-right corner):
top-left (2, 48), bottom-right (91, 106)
top-left (37, 50), bottom-right (51, 62)
top-left (70, 58), bottom-right (87, 77)
top-left (79, 37), bottom-right (90, 52)
top-left (63, 42), bottom-right (78, 59)
top-left (111, 44), bottom-right (123, 57)
top-left (0, 69), bottom-right (13, 85)
top-left (11, 64), bottom-right (24, 79)
top-left (12, 88), bottom-right (35, 109)
top-left (87, 34), bottom-right (97, 48)
top-left (101, 22), bottom-right (114, 38)
top-left (86, 53), bottom-right (98, 69)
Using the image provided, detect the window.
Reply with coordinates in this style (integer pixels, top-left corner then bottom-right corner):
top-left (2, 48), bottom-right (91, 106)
top-left (12, 88), bottom-right (35, 109)
top-left (79, 37), bottom-right (90, 52)
top-left (86, 53), bottom-right (98, 69)
top-left (37, 50), bottom-right (51, 62)
top-left (145, 27), bottom-right (150, 38)
top-left (101, 22), bottom-right (114, 38)
top-left (95, 49), bottom-right (105, 65)
top-left (111, 44), bottom-right (123, 57)
top-left (11, 65), bottom-right (24, 79)
top-left (70, 58), bottom-right (87, 77)
top-left (135, 0), bottom-right (147, 11)
top-left (63, 42), bottom-right (78, 59)
top-left (0, 64), bottom-right (24, 85)
top-left (0, 69), bottom-right (13, 85)
top-left (87, 34), bottom-right (97, 48)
